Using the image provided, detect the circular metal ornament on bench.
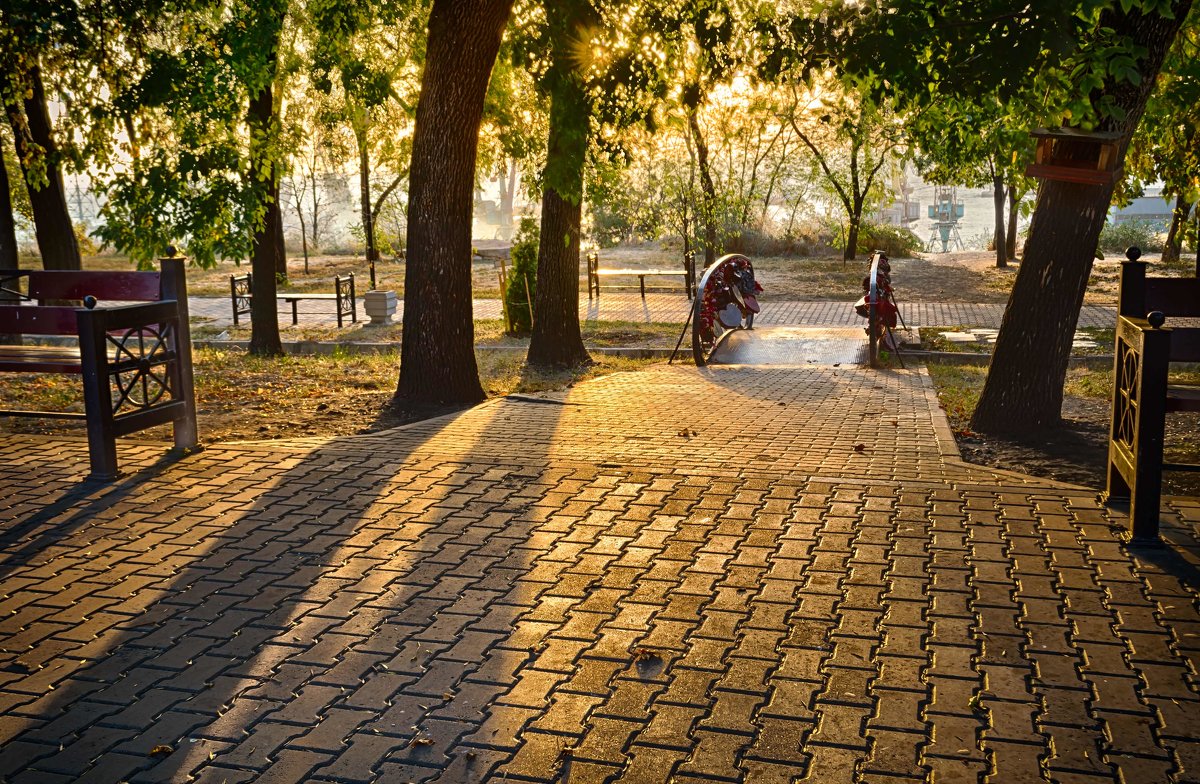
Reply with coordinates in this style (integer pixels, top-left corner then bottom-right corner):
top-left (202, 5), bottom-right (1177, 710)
top-left (108, 325), bottom-right (176, 412)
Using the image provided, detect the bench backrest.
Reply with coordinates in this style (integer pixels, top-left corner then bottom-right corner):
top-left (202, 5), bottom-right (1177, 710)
top-left (27, 270), bottom-right (163, 303)
top-left (1119, 253), bottom-right (1200, 319)
top-left (0, 258), bottom-right (186, 337)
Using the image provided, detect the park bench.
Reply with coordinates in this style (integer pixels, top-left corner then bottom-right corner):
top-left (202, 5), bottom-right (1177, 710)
top-left (230, 272), bottom-right (357, 327)
top-left (1105, 246), bottom-right (1200, 540)
top-left (0, 255), bottom-right (199, 480)
top-left (586, 251), bottom-right (696, 299)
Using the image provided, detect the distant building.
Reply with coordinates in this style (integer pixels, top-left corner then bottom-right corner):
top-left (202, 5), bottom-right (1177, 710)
top-left (1111, 188), bottom-right (1174, 227)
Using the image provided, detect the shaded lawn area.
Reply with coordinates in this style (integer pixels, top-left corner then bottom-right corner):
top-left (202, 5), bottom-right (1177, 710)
top-left (0, 345), bottom-right (666, 445)
top-left (192, 319), bottom-right (685, 347)
top-left (928, 361), bottom-right (1200, 495)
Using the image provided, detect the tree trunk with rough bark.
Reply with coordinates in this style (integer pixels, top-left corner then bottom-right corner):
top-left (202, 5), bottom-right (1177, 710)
top-left (1006, 186), bottom-right (1020, 260)
top-left (1163, 192), bottom-right (1188, 264)
top-left (971, 2), bottom-right (1193, 434)
top-left (499, 158), bottom-right (516, 231)
top-left (528, 85), bottom-right (590, 369)
top-left (248, 80), bottom-right (284, 357)
top-left (8, 67), bottom-right (79, 270)
top-left (687, 102), bottom-right (718, 266)
top-left (992, 174), bottom-right (1008, 268)
top-left (0, 143), bottom-right (19, 343)
top-left (396, 0), bottom-right (512, 407)
top-left (356, 124), bottom-right (377, 265)
top-left (845, 199), bottom-right (862, 262)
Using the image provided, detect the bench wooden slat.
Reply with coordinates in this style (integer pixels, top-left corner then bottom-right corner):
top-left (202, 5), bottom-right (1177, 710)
top-left (27, 270), bottom-right (162, 302)
top-left (593, 269), bottom-right (683, 277)
top-left (0, 305), bottom-right (81, 335)
top-left (1144, 278), bottom-right (1200, 317)
top-left (0, 343), bottom-right (83, 373)
top-left (1166, 385), bottom-right (1200, 412)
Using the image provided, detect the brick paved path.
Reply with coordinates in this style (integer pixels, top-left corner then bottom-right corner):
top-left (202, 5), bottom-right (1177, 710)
top-left (2, 355), bottom-right (1198, 782)
top-left (188, 294), bottom-right (1119, 330)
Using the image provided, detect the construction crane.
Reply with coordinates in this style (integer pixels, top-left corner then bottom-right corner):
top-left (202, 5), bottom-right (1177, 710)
top-left (925, 186), bottom-right (965, 253)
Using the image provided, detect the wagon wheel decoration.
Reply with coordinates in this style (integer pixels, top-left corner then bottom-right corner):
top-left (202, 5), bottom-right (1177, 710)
top-left (1113, 341), bottom-right (1140, 447)
top-left (690, 254), bottom-right (760, 367)
top-left (107, 325), bottom-right (176, 413)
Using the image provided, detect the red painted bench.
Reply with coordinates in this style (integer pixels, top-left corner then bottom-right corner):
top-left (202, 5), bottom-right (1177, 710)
top-left (0, 255), bottom-right (199, 480)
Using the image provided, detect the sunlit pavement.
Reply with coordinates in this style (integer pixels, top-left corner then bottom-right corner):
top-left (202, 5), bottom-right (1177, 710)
top-left (1, 330), bottom-right (1198, 783)
top-left (186, 293), bottom-right (1119, 331)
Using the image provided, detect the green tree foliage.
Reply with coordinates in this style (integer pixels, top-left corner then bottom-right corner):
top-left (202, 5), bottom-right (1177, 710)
top-left (909, 93), bottom-right (1039, 267)
top-left (762, 0), bottom-right (1195, 431)
top-left (306, 0), bottom-right (426, 270)
top-left (92, 1), bottom-right (287, 269)
top-left (783, 76), bottom-right (905, 262)
top-left (1123, 6), bottom-right (1200, 261)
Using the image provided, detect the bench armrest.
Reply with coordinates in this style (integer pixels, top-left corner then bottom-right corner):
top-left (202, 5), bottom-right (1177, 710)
top-left (76, 300), bottom-right (184, 332)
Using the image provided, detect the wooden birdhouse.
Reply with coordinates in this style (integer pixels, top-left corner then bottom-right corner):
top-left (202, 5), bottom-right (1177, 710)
top-left (1025, 127), bottom-right (1125, 185)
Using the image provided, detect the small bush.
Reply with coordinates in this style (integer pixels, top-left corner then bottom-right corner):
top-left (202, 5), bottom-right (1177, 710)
top-left (1098, 219), bottom-right (1164, 254)
top-left (75, 223), bottom-right (99, 257)
top-left (855, 222), bottom-right (923, 257)
top-left (967, 229), bottom-right (996, 252)
top-left (504, 217), bottom-right (538, 335)
top-left (725, 226), bottom-right (838, 257)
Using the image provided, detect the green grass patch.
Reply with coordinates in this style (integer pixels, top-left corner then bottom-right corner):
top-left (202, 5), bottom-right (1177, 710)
top-left (926, 363), bottom-right (987, 425)
top-left (918, 326), bottom-right (1115, 356)
top-left (193, 319), bottom-right (683, 347)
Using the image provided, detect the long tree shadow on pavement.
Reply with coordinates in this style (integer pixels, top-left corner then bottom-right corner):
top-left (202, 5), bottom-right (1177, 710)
top-left (0, 392), bottom-right (569, 782)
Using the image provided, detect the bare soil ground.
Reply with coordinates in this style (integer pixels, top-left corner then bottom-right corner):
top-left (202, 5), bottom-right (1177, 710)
top-left (69, 254), bottom-right (503, 298)
top-left (929, 362), bottom-right (1200, 495)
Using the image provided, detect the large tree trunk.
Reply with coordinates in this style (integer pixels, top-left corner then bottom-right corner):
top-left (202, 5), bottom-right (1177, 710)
top-left (1162, 192), bottom-right (1188, 264)
top-left (845, 202), bottom-right (862, 262)
top-left (992, 174), bottom-right (1008, 268)
top-left (294, 184), bottom-right (309, 274)
top-left (1006, 185), bottom-right (1020, 260)
top-left (8, 67), bottom-right (79, 271)
top-left (356, 123), bottom-right (377, 265)
top-left (499, 158), bottom-right (516, 231)
top-left (248, 81), bottom-right (284, 357)
top-left (396, 0), bottom-right (512, 407)
top-left (0, 143), bottom-right (17, 275)
top-left (971, 2), bottom-right (1193, 434)
top-left (0, 143), bottom-right (20, 343)
top-left (527, 83), bottom-right (590, 369)
top-left (686, 102), bottom-right (718, 266)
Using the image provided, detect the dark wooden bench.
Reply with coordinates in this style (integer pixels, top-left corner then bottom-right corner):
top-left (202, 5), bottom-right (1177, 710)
top-left (0, 256), bottom-right (199, 480)
top-left (1105, 246), bottom-right (1200, 540)
top-left (586, 251), bottom-right (696, 299)
top-left (230, 273), bottom-right (357, 327)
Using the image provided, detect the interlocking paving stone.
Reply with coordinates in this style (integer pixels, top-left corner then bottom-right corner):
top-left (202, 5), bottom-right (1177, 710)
top-left (1, 344), bottom-right (1199, 782)
top-left (186, 293), bottom-right (1119, 330)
